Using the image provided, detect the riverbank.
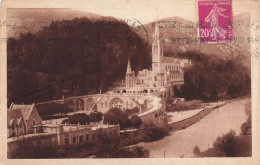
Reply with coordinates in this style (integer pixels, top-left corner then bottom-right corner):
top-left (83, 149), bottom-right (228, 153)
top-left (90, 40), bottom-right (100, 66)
top-left (136, 98), bottom-right (249, 157)
top-left (168, 102), bottom-right (226, 132)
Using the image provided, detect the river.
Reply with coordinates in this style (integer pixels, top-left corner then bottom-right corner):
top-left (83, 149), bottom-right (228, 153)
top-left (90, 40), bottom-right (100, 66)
top-left (137, 98), bottom-right (249, 158)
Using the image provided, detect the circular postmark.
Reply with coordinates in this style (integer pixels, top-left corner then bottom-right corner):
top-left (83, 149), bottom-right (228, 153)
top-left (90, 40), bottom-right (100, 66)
top-left (119, 18), bottom-right (149, 45)
top-left (219, 19), bottom-right (233, 42)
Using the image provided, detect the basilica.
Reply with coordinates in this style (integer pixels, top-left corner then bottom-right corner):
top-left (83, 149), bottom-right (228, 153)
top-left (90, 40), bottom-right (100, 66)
top-left (123, 22), bottom-right (191, 97)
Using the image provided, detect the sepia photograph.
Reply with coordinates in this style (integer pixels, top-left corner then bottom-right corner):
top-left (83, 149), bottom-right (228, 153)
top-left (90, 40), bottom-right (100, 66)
top-left (0, 0), bottom-right (260, 163)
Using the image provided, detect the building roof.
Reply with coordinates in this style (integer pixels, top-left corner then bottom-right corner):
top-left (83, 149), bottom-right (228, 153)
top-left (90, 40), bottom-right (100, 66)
top-left (162, 56), bottom-right (180, 63)
top-left (9, 103), bottom-right (35, 121)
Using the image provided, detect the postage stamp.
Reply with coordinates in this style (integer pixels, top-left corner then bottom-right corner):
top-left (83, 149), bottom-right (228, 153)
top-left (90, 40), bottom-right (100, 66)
top-left (198, 0), bottom-right (233, 43)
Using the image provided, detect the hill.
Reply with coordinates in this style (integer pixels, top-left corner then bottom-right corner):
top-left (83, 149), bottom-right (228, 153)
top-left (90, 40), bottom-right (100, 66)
top-left (136, 14), bottom-right (251, 67)
top-left (7, 17), bottom-right (150, 105)
top-left (6, 8), bottom-right (108, 38)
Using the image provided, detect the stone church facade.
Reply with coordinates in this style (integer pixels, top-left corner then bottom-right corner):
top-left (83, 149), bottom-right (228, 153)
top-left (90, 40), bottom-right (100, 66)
top-left (124, 22), bottom-right (191, 96)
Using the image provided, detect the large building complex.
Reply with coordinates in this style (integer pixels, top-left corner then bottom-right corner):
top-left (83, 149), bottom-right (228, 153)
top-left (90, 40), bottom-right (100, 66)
top-left (120, 22), bottom-right (191, 97)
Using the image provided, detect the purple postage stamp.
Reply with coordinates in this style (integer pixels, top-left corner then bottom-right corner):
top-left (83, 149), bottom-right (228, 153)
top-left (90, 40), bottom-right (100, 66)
top-left (198, 0), bottom-right (233, 43)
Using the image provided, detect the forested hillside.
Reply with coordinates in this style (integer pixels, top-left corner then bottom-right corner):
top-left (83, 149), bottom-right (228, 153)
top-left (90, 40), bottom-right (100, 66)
top-left (7, 17), bottom-right (151, 105)
top-left (177, 51), bottom-right (251, 101)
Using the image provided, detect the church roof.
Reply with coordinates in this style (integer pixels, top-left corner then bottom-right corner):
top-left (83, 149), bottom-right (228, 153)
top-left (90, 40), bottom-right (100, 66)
top-left (161, 57), bottom-right (180, 63)
top-left (9, 103), bottom-right (35, 121)
top-left (126, 58), bottom-right (132, 74)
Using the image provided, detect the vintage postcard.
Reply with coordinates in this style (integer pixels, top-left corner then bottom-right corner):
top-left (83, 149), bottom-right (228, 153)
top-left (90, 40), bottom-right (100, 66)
top-left (0, 0), bottom-right (260, 164)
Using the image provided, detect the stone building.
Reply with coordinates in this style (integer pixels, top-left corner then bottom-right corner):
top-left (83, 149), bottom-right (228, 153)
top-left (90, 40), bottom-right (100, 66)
top-left (56, 123), bottom-right (120, 146)
top-left (7, 103), bottom-right (42, 137)
top-left (8, 123), bottom-right (120, 147)
top-left (124, 22), bottom-right (191, 96)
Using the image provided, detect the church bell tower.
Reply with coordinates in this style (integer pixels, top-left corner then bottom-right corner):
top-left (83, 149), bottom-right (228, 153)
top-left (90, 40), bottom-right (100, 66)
top-left (152, 22), bottom-right (163, 74)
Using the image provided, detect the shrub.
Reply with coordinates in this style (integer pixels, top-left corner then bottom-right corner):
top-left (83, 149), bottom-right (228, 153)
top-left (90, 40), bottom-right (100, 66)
top-left (93, 132), bottom-right (120, 157)
top-left (63, 113), bottom-right (90, 125)
top-left (8, 137), bottom-right (58, 158)
top-left (36, 103), bottom-right (73, 117)
top-left (213, 129), bottom-right (236, 157)
top-left (193, 145), bottom-right (201, 156)
top-left (125, 107), bottom-right (139, 115)
top-left (240, 122), bottom-right (250, 135)
top-left (89, 112), bottom-right (103, 123)
top-left (241, 101), bottom-right (251, 135)
top-left (130, 115), bottom-right (142, 128)
top-left (104, 108), bottom-right (132, 129)
top-left (140, 123), bottom-right (169, 142)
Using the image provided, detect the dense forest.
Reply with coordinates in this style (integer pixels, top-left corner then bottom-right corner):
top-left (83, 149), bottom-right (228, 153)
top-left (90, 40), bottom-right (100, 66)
top-left (7, 17), bottom-right (151, 105)
top-left (177, 51), bottom-right (251, 101)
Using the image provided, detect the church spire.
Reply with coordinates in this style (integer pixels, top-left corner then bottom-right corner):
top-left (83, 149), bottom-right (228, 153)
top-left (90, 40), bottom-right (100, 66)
top-left (153, 22), bottom-right (160, 39)
top-left (126, 58), bottom-right (132, 74)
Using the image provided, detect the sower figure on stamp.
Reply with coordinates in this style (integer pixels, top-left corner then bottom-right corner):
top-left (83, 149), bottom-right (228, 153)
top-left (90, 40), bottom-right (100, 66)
top-left (205, 3), bottom-right (228, 40)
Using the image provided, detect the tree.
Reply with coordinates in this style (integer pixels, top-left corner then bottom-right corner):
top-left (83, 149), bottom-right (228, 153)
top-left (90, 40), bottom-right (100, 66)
top-left (130, 115), bottom-right (142, 128)
top-left (213, 129), bottom-right (236, 157)
top-left (125, 107), bottom-right (139, 115)
top-left (240, 122), bottom-right (250, 135)
top-left (63, 113), bottom-right (90, 125)
top-left (89, 112), bottom-right (103, 123)
top-left (139, 123), bottom-right (169, 142)
top-left (93, 131), bottom-right (120, 157)
top-left (104, 108), bottom-right (132, 129)
top-left (7, 18), bottom-right (150, 104)
top-left (8, 136), bottom-right (58, 158)
top-left (240, 101), bottom-right (251, 135)
top-left (193, 145), bottom-right (201, 156)
top-left (181, 51), bottom-right (250, 101)
top-left (36, 103), bottom-right (72, 118)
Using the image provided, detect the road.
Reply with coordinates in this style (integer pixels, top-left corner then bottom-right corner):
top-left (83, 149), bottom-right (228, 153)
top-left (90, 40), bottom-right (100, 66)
top-left (137, 98), bottom-right (249, 158)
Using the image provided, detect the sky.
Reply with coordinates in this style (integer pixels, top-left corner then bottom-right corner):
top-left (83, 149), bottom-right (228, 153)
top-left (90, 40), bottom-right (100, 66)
top-left (74, 0), bottom-right (258, 24)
